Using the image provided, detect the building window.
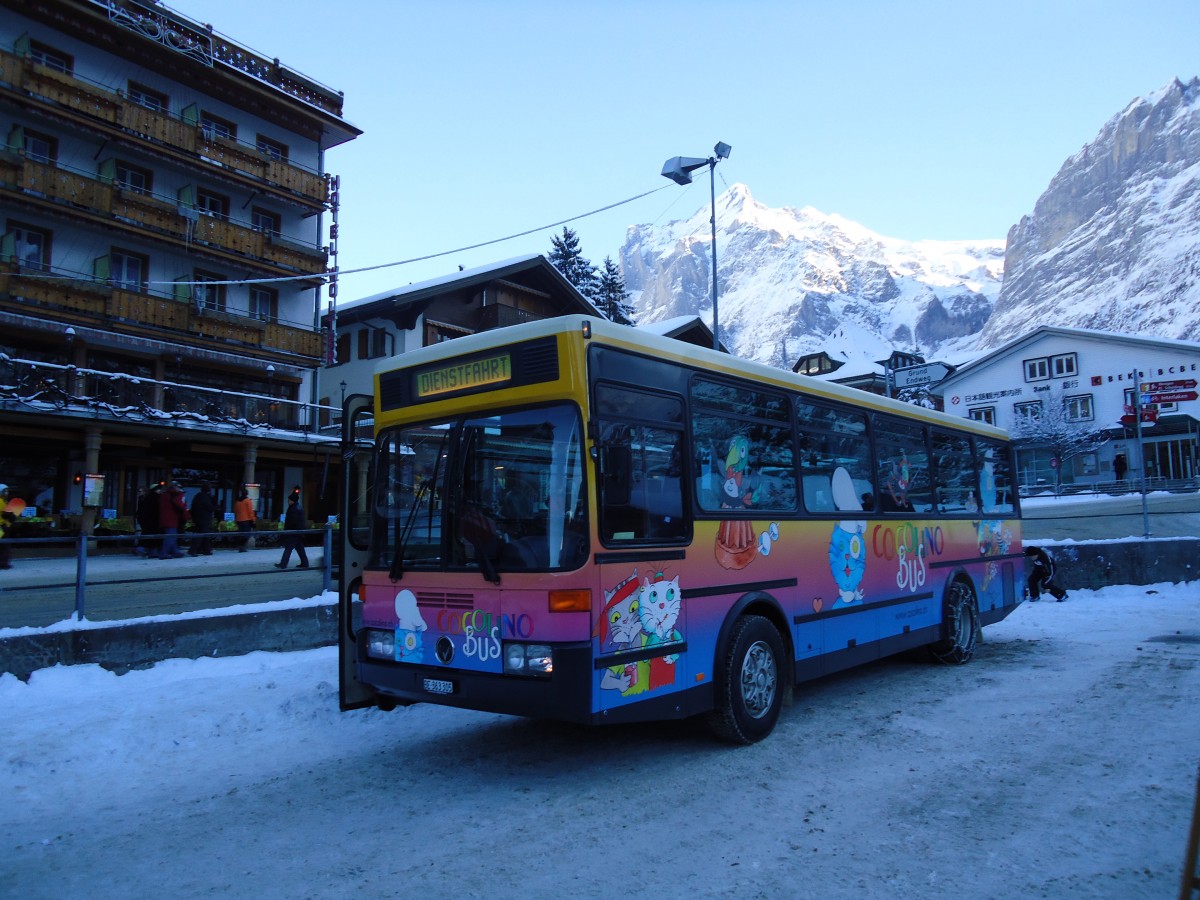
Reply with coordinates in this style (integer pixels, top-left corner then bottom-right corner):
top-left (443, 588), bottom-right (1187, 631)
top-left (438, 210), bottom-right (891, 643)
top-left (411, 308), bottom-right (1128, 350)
top-left (357, 327), bottom-right (388, 360)
top-left (200, 111), bottom-right (236, 141)
top-left (1064, 394), bottom-right (1094, 422)
top-left (110, 249), bottom-right (148, 292)
top-left (1051, 353), bottom-right (1078, 377)
top-left (29, 40), bottom-right (72, 74)
top-left (196, 188), bottom-right (230, 221)
top-left (127, 81), bottom-right (167, 112)
top-left (256, 135), bottom-right (288, 161)
top-left (1023, 357), bottom-right (1049, 382)
top-left (249, 286), bottom-right (278, 322)
top-left (22, 129), bottom-right (56, 163)
top-left (1013, 400), bottom-right (1042, 422)
top-left (335, 332), bottom-right (351, 365)
top-left (193, 271), bottom-right (227, 312)
top-left (115, 160), bottom-right (152, 195)
top-left (968, 406), bottom-right (995, 425)
top-left (250, 207), bottom-right (281, 236)
top-left (6, 223), bottom-right (51, 271)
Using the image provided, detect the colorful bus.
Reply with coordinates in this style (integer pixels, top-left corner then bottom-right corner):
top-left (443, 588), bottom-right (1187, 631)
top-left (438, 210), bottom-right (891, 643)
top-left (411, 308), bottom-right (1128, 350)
top-left (338, 316), bottom-right (1023, 743)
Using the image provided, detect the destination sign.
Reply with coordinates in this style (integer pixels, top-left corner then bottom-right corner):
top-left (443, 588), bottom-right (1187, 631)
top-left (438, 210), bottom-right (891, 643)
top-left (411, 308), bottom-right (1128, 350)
top-left (1146, 391), bottom-right (1199, 404)
top-left (415, 353), bottom-right (512, 398)
top-left (1142, 379), bottom-right (1197, 392)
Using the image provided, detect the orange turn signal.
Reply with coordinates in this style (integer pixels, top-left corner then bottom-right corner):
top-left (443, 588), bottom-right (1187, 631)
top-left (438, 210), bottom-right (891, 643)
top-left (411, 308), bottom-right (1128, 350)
top-left (549, 589), bottom-right (591, 613)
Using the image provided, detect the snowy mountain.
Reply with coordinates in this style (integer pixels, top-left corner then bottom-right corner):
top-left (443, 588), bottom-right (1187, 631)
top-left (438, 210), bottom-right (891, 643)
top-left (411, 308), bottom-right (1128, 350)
top-left (620, 184), bottom-right (1004, 369)
top-left (980, 76), bottom-right (1200, 347)
top-left (620, 77), bottom-right (1200, 368)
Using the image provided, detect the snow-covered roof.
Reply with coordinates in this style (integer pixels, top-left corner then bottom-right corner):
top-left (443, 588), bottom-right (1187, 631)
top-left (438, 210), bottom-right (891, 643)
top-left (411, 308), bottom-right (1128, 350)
top-left (937, 325), bottom-right (1200, 391)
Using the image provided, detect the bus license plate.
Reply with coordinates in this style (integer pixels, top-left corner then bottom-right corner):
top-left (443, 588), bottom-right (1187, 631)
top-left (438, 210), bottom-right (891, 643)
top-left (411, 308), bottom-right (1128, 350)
top-left (423, 678), bottom-right (454, 695)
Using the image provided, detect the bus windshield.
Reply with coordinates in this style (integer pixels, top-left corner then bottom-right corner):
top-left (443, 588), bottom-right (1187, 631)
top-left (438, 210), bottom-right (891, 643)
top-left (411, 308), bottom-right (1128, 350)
top-left (372, 402), bottom-right (588, 577)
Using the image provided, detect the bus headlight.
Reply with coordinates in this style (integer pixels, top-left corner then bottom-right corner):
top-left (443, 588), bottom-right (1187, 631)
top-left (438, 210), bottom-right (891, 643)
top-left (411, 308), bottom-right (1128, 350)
top-left (503, 642), bottom-right (553, 677)
top-left (366, 629), bottom-right (394, 660)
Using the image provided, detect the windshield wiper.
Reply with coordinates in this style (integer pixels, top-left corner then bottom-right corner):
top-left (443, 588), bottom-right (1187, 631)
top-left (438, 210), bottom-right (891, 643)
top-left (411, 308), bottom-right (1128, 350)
top-left (388, 481), bottom-right (428, 582)
top-left (389, 430), bottom-right (450, 581)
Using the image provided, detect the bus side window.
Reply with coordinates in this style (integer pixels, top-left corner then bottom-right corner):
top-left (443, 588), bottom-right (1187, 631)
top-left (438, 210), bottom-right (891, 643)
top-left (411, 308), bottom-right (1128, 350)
top-left (598, 421), bottom-right (687, 545)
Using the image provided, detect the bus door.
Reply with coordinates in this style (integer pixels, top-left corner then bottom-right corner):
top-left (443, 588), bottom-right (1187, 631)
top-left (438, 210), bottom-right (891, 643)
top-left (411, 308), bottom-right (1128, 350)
top-left (339, 393), bottom-right (378, 711)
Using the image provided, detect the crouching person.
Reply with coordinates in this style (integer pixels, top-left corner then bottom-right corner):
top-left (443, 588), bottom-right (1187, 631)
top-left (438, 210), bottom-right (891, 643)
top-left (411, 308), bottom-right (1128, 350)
top-left (1025, 545), bottom-right (1067, 601)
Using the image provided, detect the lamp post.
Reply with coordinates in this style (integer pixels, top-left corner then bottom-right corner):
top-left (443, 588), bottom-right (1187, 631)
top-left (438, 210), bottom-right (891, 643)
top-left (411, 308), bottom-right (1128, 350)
top-left (661, 141), bottom-right (731, 351)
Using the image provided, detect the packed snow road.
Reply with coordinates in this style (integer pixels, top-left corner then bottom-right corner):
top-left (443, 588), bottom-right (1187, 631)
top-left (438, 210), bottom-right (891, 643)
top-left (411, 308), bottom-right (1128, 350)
top-left (3, 582), bottom-right (1199, 899)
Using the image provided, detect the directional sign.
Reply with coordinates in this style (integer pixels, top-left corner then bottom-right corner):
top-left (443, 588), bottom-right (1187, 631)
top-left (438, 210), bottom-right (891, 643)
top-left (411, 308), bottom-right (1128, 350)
top-left (1147, 391), bottom-right (1199, 404)
top-left (892, 362), bottom-right (951, 389)
top-left (1142, 379), bottom-right (1197, 392)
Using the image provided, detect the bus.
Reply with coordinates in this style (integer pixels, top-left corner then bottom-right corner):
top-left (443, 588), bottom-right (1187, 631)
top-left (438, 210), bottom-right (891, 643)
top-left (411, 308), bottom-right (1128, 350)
top-left (338, 316), bottom-right (1023, 743)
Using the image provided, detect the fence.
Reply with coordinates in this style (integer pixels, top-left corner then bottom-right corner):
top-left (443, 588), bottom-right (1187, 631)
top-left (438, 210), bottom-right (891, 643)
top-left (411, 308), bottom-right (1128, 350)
top-left (0, 526), bottom-right (334, 626)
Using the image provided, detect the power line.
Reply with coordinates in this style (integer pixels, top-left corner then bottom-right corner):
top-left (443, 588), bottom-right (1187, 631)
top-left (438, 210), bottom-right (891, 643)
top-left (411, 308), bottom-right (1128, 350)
top-left (9, 184), bottom-right (671, 288)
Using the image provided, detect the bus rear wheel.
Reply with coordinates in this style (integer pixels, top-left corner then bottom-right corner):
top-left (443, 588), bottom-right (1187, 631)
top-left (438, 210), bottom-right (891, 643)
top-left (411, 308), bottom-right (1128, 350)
top-left (707, 614), bottom-right (784, 744)
top-left (929, 577), bottom-right (979, 665)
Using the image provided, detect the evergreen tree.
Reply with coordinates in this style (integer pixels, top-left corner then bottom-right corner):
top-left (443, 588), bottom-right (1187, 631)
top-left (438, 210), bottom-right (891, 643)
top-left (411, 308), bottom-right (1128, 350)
top-left (596, 256), bottom-right (636, 325)
top-left (548, 227), bottom-right (600, 304)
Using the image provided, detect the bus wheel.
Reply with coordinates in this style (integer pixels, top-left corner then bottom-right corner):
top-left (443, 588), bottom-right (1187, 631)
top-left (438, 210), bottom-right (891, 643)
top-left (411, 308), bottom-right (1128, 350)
top-left (707, 614), bottom-right (784, 744)
top-left (929, 578), bottom-right (979, 665)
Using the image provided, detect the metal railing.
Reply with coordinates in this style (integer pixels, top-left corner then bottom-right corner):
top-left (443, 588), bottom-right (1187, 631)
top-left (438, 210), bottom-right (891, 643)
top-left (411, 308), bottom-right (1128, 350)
top-left (0, 526), bottom-right (334, 625)
top-left (0, 355), bottom-right (339, 435)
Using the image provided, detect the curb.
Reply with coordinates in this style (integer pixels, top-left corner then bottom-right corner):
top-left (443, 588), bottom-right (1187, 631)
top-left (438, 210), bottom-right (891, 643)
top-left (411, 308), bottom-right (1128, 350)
top-left (1, 538), bottom-right (1197, 680)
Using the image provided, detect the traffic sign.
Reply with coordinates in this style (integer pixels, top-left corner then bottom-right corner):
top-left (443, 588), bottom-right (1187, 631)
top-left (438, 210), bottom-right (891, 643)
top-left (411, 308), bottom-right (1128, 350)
top-left (1141, 379), bottom-right (1197, 392)
top-left (892, 362), bottom-right (951, 389)
top-left (1147, 391), bottom-right (1198, 404)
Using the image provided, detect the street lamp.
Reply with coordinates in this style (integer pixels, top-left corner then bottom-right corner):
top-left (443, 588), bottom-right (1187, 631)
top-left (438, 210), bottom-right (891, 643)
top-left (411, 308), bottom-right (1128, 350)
top-left (661, 141), bottom-right (731, 351)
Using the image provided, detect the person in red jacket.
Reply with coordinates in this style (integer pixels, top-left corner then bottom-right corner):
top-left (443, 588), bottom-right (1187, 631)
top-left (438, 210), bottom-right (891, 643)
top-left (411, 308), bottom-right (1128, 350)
top-left (157, 482), bottom-right (188, 559)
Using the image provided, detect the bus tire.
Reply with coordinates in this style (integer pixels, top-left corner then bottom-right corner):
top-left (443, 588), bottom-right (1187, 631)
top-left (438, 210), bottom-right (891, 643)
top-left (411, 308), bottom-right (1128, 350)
top-left (929, 577), bottom-right (979, 665)
top-left (707, 614), bottom-right (784, 744)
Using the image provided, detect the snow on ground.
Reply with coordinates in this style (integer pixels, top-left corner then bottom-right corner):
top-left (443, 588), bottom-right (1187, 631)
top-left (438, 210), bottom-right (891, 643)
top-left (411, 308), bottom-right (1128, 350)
top-left (2, 581), bottom-right (1199, 898)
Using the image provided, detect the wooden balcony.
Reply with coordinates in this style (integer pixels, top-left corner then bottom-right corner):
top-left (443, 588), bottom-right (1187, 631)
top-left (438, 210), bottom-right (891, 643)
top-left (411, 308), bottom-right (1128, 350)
top-left (3, 156), bottom-right (328, 276)
top-left (475, 304), bottom-right (546, 330)
top-left (0, 268), bottom-right (324, 362)
top-left (0, 49), bottom-right (329, 206)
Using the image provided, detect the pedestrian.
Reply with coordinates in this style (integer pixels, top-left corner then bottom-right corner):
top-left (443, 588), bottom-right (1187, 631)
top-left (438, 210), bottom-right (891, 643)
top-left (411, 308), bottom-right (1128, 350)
top-left (1025, 545), bottom-right (1068, 601)
top-left (136, 483), bottom-right (161, 558)
top-left (234, 487), bottom-right (256, 552)
top-left (274, 493), bottom-right (309, 570)
top-left (1113, 453), bottom-right (1128, 482)
top-left (157, 481), bottom-right (188, 558)
top-left (0, 483), bottom-right (14, 570)
top-left (188, 483), bottom-right (215, 556)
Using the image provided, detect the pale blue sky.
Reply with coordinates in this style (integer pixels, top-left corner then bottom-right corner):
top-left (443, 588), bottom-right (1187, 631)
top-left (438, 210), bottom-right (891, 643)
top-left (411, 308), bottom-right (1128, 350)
top-left (168, 0), bottom-right (1200, 301)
